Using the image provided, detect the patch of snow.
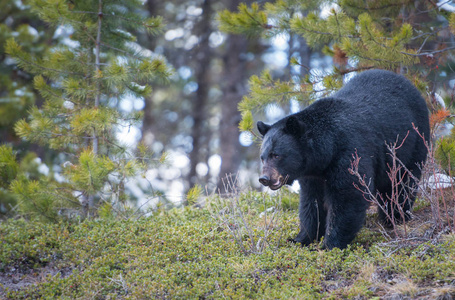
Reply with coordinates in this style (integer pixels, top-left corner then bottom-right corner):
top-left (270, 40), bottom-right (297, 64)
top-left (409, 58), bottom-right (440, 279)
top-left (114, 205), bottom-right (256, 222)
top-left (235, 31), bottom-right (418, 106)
top-left (259, 207), bottom-right (275, 217)
top-left (434, 92), bottom-right (445, 108)
top-left (34, 157), bottom-right (49, 176)
top-left (438, 0), bottom-right (455, 12)
top-left (63, 100), bottom-right (74, 109)
top-left (288, 180), bottom-right (300, 193)
top-left (37, 163), bottom-right (49, 176)
top-left (427, 173), bottom-right (454, 190)
top-left (434, 122), bottom-right (453, 138)
top-left (27, 25), bottom-right (39, 40)
top-left (320, 3), bottom-right (341, 19)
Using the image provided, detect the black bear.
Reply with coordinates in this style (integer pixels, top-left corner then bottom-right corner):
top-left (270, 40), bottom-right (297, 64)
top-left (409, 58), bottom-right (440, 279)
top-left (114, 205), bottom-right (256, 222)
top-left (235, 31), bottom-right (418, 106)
top-left (257, 69), bottom-right (430, 249)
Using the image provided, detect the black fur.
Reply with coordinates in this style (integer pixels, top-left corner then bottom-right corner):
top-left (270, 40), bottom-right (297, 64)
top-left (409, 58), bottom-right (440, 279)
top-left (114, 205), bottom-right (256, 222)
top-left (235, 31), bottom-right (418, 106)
top-left (257, 69), bottom-right (430, 249)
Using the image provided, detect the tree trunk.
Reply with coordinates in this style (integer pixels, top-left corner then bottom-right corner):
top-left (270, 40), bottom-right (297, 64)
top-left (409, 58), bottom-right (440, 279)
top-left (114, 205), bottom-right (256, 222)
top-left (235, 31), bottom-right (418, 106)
top-left (216, 1), bottom-right (249, 192)
top-left (139, 0), bottom-right (161, 148)
top-left (187, 0), bottom-right (213, 189)
top-left (298, 35), bottom-right (312, 77)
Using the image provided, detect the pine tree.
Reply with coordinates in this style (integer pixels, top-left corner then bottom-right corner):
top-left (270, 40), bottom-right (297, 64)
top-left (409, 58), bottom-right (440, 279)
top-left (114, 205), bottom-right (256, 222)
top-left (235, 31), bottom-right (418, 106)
top-left (0, 2), bottom-right (59, 217)
top-left (0, 145), bottom-right (18, 216)
top-left (5, 0), bottom-right (172, 220)
top-left (0, 2), bottom-right (47, 145)
top-left (218, 0), bottom-right (455, 135)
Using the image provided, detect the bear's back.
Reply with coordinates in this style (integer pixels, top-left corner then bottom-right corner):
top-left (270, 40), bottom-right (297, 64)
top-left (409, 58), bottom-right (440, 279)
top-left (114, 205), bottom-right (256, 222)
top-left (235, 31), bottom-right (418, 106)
top-left (334, 70), bottom-right (426, 114)
top-left (329, 70), bottom-right (429, 138)
top-left (336, 70), bottom-right (419, 104)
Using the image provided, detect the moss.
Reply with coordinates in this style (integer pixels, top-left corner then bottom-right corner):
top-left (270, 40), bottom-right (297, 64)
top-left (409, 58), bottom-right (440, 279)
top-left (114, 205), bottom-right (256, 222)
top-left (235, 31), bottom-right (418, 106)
top-left (1, 193), bottom-right (455, 299)
top-left (353, 227), bottom-right (387, 249)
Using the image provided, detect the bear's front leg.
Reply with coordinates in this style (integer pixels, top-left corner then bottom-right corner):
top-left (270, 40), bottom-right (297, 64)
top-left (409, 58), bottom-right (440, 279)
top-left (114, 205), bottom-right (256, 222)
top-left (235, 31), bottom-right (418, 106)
top-left (290, 179), bottom-right (326, 245)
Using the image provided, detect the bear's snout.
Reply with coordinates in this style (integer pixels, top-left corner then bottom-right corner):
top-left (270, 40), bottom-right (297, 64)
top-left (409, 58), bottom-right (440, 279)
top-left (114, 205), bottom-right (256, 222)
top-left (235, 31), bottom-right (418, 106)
top-left (259, 175), bottom-right (270, 186)
top-left (259, 170), bottom-right (285, 190)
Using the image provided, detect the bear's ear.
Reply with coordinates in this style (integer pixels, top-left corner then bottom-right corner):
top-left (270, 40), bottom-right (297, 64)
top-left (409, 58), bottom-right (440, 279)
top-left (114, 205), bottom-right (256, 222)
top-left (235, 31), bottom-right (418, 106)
top-left (257, 121), bottom-right (271, 136)
top-left (284, 116), bottom-right (302, 136)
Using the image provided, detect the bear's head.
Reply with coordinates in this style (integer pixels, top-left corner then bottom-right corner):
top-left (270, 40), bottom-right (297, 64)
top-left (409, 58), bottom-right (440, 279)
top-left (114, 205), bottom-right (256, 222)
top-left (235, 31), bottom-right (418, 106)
top-left (257, 116), bottom-right (308, 190)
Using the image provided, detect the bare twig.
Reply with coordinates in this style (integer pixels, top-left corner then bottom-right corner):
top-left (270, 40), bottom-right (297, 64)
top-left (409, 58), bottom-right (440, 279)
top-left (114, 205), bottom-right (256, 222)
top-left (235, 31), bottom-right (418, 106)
top-left (348, 133), bottom-right (413, 239)
top-left (208, 173), bottom-right (285, 255)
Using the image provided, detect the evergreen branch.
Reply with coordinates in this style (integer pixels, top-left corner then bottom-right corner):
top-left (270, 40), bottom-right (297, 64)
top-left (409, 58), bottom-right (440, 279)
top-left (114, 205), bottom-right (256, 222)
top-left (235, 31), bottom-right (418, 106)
top-left (249, 129), bottom-right (260, 139)
top-left (85, 159), bottom-right (95, 193)
top-left (69, 10), bottom-right (97, 14)
top-left (100, 41), bottom-right (144, 60)
top-left (109, 14), bottom-right (164, 35)
top-left (338, 66), bottom-right (375, 75)
top-left (356, 16), bottom-right (454, 59)
top-left (70, 10), bottom-right (163, 34)
top-left (217, 3), bottom-right (271, 37)
top-left (411, 29), bottom-right (444, 42)
top-left (353, 53), bottom-right (405, 65)
top-left (13, 53), bottom-right (84, 77)
top-left (93, 0), bottom-right (102, 155)
top-left (41, 131), bottom-right (91, 139)
top-left (52, 189), bottom-right (82, 206)
top-left (416, 33), bottom-right (434, 53)
top-left (403, 46), bottom-right (455, 57)
top-left (101, 135), bottom-right (127, 152)
top-left (15, 185), bottom-right (58, 222)
top-left (298, 27), bottom-right (339, 37)
top-left (35, 77), bottom-right (75, 105)
top-left (361, 21), bottom-right (391, 49)
top-left (243, 5), bottom-right (270, 30)
top-left (254, 90), bottom-right (300, 97)
top-left (84, 30), bottom-right (146, 62)
top-left (360, 19), bottom-right (417, 61)
top-left (334, 10), bottom-right (343, 39)
top-left (291, 19), bottom-right (356, 40)
top-left (343, 2), bottom-right (409, 11)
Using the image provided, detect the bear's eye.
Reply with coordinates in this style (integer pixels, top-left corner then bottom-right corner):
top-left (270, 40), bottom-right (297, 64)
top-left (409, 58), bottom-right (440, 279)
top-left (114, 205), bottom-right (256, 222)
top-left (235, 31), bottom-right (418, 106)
top-left (270, 153), bottom-right (280, 160)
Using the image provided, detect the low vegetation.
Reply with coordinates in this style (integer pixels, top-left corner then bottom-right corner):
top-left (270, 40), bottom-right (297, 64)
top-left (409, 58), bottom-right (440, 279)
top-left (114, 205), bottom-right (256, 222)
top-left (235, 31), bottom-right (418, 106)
top-left (3, 1), bottom-right (455, 298)
top-left (1, 188), bottom-right (455, 299)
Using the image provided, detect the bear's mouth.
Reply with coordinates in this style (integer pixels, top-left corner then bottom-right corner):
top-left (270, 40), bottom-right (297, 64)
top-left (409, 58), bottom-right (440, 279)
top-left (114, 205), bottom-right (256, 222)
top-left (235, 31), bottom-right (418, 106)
top-left (269, 176), bottom-right (285, 190)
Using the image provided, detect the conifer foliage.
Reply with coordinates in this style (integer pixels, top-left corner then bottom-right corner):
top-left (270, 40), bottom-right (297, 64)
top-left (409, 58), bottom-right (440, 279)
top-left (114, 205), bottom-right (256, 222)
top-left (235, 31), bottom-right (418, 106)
top-left (5, 0), bottom-right (172, 220)
top-left (218, 0), bottom-right (455, 134)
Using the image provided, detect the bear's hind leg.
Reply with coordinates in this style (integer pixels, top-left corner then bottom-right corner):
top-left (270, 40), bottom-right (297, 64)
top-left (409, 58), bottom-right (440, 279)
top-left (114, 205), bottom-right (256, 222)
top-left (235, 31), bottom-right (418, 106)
top-left (378, 168), bottom-right (420, 226)
top-left (323, 191), bottom-right (369, 249)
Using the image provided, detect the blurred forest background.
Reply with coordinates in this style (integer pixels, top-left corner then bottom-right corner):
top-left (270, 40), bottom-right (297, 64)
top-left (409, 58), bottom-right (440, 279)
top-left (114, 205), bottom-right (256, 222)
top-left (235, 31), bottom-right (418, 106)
top-left (1, 0), bottom-right (455, 220)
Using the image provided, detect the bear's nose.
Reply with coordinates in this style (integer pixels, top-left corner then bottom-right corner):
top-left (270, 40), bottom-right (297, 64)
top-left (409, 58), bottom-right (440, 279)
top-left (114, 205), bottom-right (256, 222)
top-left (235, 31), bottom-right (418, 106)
top-left (259, 175), bottom-right (270, 186)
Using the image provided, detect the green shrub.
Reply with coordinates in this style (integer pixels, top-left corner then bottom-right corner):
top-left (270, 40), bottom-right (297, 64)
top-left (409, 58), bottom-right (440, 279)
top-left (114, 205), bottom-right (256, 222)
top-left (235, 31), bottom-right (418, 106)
top-left (2, 192), bottom-right (455, 299)
top-left (435, 134), bottom-right (455, 175)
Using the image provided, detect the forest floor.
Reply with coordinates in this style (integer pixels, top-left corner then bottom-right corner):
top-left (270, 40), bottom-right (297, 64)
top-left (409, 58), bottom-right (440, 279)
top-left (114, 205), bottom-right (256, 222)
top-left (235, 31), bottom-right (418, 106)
top-left (1, 189), bottom-right (455, 299)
